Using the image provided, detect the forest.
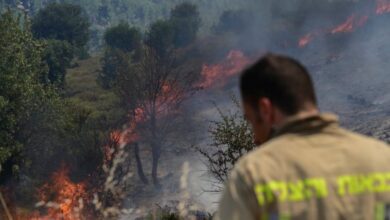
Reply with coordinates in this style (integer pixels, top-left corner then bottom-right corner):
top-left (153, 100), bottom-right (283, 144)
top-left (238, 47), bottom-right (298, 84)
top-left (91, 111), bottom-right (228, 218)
top-left (0, 0), bottom-right (389, 219)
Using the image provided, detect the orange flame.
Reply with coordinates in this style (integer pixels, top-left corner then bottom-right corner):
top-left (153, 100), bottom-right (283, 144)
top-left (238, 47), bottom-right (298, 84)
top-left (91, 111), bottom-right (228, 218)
top-left (298, 0), bottom-right (390, 47)
top-left (103, 107), bottom-right (145, 168)
top-left (30, 166), bottom-right (88, 220)
top-left (103, 82), bottom-right (182, 167)
top-left (331, 15), bottom-right (368, 34)
top-left (376, 0), bottom-right (390, 14)
top-left (198, 50), bottom-right (252, 89)
top-left (299, 33), bottom-right (314, 47)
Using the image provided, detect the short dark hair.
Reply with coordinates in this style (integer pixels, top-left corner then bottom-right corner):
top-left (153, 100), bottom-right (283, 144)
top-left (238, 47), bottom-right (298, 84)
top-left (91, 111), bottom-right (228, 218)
top-left (240, 53), bottom-right (317, 115)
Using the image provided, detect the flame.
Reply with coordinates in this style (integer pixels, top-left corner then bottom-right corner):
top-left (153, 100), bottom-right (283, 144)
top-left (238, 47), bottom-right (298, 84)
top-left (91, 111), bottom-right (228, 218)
top-left (298, 0), bottom-right (389, 47)
top-left (299, 33), bottom-right (314, 47)
top-left (103, 107), bottom-right (145, 169)
top-left (331, 15), bottom-right (355, 33)
top-left (198, 50), bottom-right (252, 89)
top-left (331, 15), bottom-right (368, 34)
top-left (29, 166), bottom-right (88, 220)
top-left (155, 81), bottom-right (183, 117)
top-left (376, 0), bottom-right (390, 14)
top-left (102, 81), bottom-right (183, 168)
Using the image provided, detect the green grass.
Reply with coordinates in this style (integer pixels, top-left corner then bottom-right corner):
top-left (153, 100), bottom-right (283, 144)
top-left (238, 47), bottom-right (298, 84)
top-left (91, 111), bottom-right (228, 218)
top-left (65, 54), bottom-right (124, 124)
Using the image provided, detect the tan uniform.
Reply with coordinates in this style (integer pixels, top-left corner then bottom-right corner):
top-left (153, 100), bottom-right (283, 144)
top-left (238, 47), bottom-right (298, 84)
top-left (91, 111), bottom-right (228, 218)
top-left (215, 114), bottom-right (390, 220)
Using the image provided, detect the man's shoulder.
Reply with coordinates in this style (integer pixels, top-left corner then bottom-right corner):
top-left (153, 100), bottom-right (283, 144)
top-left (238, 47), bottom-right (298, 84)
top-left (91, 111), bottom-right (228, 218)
top-left (337, 126), bottom-right (389, 149)
top-left (237, 134), bottom-right (295, 165)
top-left (233, 138), bottom-right (288, 182)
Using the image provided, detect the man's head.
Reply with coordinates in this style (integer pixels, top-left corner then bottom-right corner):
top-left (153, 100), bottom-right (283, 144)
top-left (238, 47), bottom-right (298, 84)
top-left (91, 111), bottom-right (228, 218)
top-left (240, 53), bottom-right (318, 145)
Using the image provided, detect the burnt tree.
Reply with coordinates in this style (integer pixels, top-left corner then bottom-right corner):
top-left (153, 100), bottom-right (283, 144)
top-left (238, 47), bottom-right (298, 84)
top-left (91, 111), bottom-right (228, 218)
top-left (116, 45), bottom-right (195, 187)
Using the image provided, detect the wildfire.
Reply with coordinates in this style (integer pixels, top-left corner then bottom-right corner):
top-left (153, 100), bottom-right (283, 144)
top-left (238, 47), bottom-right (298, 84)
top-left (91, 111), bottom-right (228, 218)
top-left (197, 50), bottom-right (252, 89)
top-left (299, 33), bottom-right (314, 47)
top-left (30, 166), bottom-right (88, 220)
top-left (376, 0), bottom-right (390, 14)
top-left (331, 15), bottom-right (368, 34)
top-left (298, 0), bottom-right (388, 47)
top-left (103, 107), bottom-right (145, 170)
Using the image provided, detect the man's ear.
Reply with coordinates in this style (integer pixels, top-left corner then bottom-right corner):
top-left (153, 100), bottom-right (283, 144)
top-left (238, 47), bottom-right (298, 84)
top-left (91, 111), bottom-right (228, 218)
top-left (258, 97), bottom-right (274, 123)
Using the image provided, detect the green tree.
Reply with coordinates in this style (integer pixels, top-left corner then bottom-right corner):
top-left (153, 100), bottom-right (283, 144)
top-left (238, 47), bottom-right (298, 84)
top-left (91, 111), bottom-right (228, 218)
top-left (98, 48), bottom-right (130, 89)
top-left (197, 97), bottom-right (255, 188)
top-left (104, 22), bottom-right (142, 53)
top-left (42, 39), bottom-right (74, 87)
top-left (170, 2), bottom-right (201, 48)
top-left (0, 10), bottom-right (60, 177)
top-left (145, 20), bottom-right (175, 57)
top-left (31, 3), bottom-right (90, 49)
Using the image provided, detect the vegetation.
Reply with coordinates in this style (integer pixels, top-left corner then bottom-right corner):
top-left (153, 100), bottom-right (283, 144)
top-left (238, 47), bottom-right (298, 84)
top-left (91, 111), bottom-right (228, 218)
top-left (30, 3), bottom-right (91, 88)
top-left (42, 39), bottom-right (74, 87)
top-left (170, 2), bottom-right (201, 48)
top-left (198, 97), bottom-right (255, 187)
top-left (104, 22), bottom-right (142, 53)
top-left (0, 10), bottom-right (61, 178)
top-left (145, 20), bottom-right (175, 57)
top-left (115, 45), bottom-right (197, 186)
top-left (0, 8), bottom-right (121, 212)
top-left (0, 0), bottom-right (378, 218)
top-left (98, 48), bottom-right (130, 89)
top-left (31, 3), bottom-right (90, 49)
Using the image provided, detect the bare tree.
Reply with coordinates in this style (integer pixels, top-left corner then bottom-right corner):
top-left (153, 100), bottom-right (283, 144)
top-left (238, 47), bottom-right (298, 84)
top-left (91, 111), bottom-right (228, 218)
top-left (116, 45), bottom-right (196, 187)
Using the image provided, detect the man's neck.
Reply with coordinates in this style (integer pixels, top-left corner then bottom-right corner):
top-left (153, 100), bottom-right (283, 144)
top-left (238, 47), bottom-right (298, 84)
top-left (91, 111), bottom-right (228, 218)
top-left (274, 108), bottom-right (319, 129)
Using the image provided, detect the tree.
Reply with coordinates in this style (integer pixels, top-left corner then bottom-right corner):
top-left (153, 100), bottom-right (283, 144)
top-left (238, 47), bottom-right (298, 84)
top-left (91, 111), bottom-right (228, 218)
top-left (42, 39), bottom-right (74, 87)
top-left (98, 48), bottom-right (130, 89)
top-left (145, 20), bottom-right (175, 58)
top-left (169, 2), bottom-right (201, 48)
top-left (31, 3), bottom-right (90, 49)
top-left (197, 97), bottom-right (255, 189)
top-left (0, 10), bottom-right (61, 179)
top-left (99, 23), bottom-right (142, 89)
top-left (104, 22), bottom-right (142, 53)
top-left (144, 3), bottom-right (200, 57)
top-left (116, 46), bottom-right (196, 186)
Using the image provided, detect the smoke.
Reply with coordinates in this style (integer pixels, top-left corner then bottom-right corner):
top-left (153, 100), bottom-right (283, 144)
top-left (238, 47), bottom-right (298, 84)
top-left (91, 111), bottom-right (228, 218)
top-left (180, 0), bottom-right (390, 214)
top-left (12, 1), bottom-right (389, 218)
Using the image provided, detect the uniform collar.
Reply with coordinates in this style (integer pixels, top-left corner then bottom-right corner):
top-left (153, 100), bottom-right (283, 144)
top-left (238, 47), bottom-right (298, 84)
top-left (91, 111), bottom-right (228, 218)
top-left (272, 113), bottom-right (339, 138)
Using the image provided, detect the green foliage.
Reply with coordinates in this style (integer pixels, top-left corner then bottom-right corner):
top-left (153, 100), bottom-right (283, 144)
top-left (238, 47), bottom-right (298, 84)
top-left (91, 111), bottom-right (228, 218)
top-left (145, 3), bottom-right (201, 55)
top-left (104, 22), bottom-right (142, 53)
top-left (197, 97), bottom-right (255, 186)
top-left (31, 2), bottom-right (90, 49)
top-left (100, 22), bottom-right (142, 89)
top-left (64, 55), bottom-right (126, 180)
top-left (145, 19), bottom-right (175, 57)
top-left (170, 2), bottom-right (201, 48)
top-left (98, 48), bottom-right (131, 89)
top-left (0, 10), bottom-right (62, 176)
top-left (42, 39), bottom-right (74, 87)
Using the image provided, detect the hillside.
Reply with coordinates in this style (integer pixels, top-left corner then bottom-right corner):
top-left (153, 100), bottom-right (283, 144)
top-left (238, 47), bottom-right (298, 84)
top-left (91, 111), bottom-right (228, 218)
top-left (2, 0), bottom-right (249, 27)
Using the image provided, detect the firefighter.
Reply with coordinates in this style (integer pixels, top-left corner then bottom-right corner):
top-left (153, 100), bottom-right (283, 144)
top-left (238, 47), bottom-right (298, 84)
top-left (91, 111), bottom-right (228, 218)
top-left (214, 54), bottom-right (390, 220)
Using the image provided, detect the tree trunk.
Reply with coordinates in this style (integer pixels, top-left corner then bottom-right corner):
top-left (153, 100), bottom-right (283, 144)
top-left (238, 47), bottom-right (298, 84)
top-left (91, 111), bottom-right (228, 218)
top-left (134, 142), bottom-right (148, 184)
top-left (151, 141), bottom-right (161, 187)
top-left (150, 112), bottom-right (161, 187)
